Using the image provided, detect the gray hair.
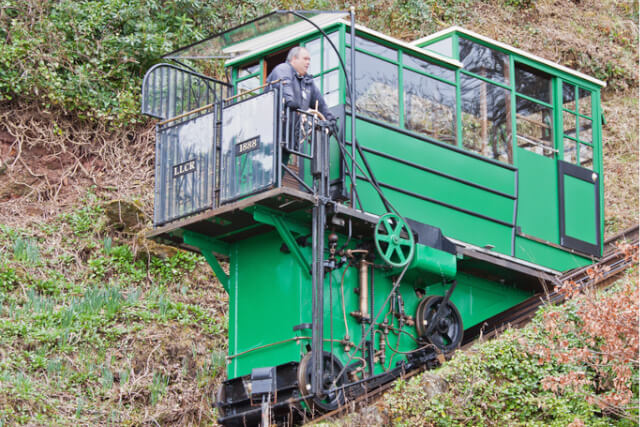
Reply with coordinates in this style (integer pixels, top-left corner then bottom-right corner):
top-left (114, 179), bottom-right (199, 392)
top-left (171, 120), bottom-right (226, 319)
top-left (287, 46), bottom-right (306, 63)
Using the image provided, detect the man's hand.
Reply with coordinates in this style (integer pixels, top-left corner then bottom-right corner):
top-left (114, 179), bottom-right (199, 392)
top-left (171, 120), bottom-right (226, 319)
top-left (306, 107), bottom-right (326, 121)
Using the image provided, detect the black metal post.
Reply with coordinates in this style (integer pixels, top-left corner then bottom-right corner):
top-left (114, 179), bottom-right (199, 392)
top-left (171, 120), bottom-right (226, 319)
top-left (349, 7), bottom-right (356, 209)
top-left (311, 127), bottom-right (329, 396)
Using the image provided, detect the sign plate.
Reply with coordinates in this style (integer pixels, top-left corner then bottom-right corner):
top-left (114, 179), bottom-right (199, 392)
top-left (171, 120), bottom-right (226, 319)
top-left (236, 136), bottom-right (260, 156)
top-left (173, 159), bottom-right (196, 178)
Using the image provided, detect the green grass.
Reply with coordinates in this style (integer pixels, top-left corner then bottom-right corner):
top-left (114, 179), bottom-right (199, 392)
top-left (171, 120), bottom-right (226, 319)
top-left (0, 195), bottom-right (227, 425)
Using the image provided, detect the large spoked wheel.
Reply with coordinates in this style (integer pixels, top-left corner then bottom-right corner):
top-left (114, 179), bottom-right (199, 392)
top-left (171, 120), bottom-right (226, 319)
top-left (415, 296), bottom-right (463, 354)
top-left (297, 352), bottom-right (346, 414)
top-left (374, 213), bottom-right (415, 268)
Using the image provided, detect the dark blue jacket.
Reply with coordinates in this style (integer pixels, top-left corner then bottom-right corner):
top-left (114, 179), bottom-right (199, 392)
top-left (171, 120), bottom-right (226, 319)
top-left (266, 63), bottom-right (335, 121)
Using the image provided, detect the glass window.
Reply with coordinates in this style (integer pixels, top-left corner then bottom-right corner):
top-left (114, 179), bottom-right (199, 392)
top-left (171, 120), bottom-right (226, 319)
top-left (404, 69), bottom-right (456, 144)
top-left (403, 54), bottom-right (455, 82)
top-left (425, 37), bottom-right (453, 57)
top-left (323, 70), bottom-right (340, 107)
top-left (561, 81), bottom-right (595, 170)
top-left (579, 117), bottom-right (592, 143)
top-left (238, 62), bottom-right (260, 78)
top-left (579, 144), bottom-right (593, 168)
top-left (347, 35), bottom-right (398, 61)
top-left (306, 38), bottom-right (322, 76)
top-left (515, 63), bottom-right (552, 104)
top-left (324, 32), bottom-right (340, 70)
top-left (578, 88), bottom-right (592, 117)
top-left (237, 76), bottom-right (260, 93)
top-left (563, 110), bottom-right (577, 137)
top-left (515, 96), bottom-right (555, 158)
top-left (459, 38), bottom-right (509, 84)
top-left (564, 138), bottom-right (577, 163)
top-left (460, 74), bottom-right (512, 163)
top-left (347, 51), bottom-right (399, 125)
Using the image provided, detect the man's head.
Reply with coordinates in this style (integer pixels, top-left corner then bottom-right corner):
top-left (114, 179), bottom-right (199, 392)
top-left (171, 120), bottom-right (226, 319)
top-left (287, 46), bottom-right (311, 76)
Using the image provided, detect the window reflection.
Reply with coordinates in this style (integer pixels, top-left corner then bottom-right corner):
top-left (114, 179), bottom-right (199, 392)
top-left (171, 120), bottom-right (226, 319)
top-left (578, 88), bottom-right (592, 117)
top-left (425, 37), bottom-right (453, 57)
top-left (239, 62), bottom-right (260, 78)
top-left (561, 82), bottom-right (594, 170)
top-left (579, 144), bottom-right (593, 168)
top-left (307, 38), bottom-right (321, 76)
top-left (515, 63), bottom-right (551, 104)
top-left (403, 54), bottom-right (455, 82)
top-left (564, 138), bottom-right (577, 163)
top-left (460, 74), bottom-right (512, 163)
top-left (563, 110), bottom-right (577, 137)
top-left (579, 117), bottom-right (592, 143)
top-left (237, 76), bottom-right (261, 93)
top-left (459, 38), bottom-right (509, 84)
top-left (323, 70), bottom-right (340, 107)
top-left (347, 51), bottom-right (399, 125)
top-left (324, 32), bottom-right (340, 70)
top-left (562, 82), bottom-right (576, 111)
top-left (404, 69), bottom-right (456, 144)
top-left (516, 96), bottom-right (554, 158)
top-left (347, 35), bottom-right (398, 61)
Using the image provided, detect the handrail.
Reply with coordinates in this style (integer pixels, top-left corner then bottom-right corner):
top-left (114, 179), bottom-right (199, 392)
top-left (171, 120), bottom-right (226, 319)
top-left (156, 103), bottom-right (215, 126)
top-left (224, 79), bottom-right (283, 103)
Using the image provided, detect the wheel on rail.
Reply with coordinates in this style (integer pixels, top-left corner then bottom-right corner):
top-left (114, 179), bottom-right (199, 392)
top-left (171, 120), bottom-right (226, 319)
top-left (415, 296), bottom-right (463, 354)
top-left (374, 213), bottom-right (415, 268)
top-left (297, 351), bottom-right (346, 414)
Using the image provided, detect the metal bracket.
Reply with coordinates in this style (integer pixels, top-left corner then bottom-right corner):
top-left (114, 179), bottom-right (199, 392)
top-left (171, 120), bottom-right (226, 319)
top-left (182, 230), bottom-right (230, 292)
top-left (251, 206), bottom-right (311, 276)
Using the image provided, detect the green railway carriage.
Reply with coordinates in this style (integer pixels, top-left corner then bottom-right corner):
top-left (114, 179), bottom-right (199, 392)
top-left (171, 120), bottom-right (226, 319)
top-left (141, 10), bottom-right (605, 426)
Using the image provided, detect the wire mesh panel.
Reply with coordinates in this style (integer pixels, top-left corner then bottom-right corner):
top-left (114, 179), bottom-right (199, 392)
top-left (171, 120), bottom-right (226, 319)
top-left (142, 63), bottom-right (231, 120)
top-left (154, 107), bottom-right (216, 225)
top-left (220, 91), bottom-right (277, 204)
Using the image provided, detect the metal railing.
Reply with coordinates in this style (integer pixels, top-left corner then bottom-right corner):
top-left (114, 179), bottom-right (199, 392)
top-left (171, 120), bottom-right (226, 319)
top-left (152, 84), bottom-right (334, 226)
top-left (142, 63), bottom-right (231, 121)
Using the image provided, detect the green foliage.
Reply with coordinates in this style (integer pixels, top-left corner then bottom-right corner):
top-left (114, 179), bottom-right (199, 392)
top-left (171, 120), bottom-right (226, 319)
top-left (383, 286), bottom-right (639, 426)
top-left (12, 236), bottom-right (40, 264)
top-left (60, 190), bottom-right (105, 236)
top-left (0, 262), bottom-right (18, 291)
top-left (0, 191), bottom-right (226, 423)
top-left (150, 371), bottom-right (169, 406)
top-left (0, 0), bottom-right (271, 127)
top-left (503, 0), bottom-right (533, 9)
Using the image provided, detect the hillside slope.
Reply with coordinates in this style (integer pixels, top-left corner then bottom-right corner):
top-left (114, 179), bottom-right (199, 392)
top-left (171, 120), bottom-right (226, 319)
top-left (0, 0), bottom-right (637, 425)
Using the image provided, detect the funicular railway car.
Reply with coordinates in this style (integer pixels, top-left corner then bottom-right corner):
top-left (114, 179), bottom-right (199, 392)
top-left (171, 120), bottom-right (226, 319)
top-left (141, 10), bottom-right (605, 426)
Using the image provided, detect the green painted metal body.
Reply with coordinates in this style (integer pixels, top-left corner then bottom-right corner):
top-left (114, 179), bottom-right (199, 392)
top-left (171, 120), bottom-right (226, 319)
top-left (404, 244), bottom-right (457, 283)
top-left (191, 226), bottom-right (532, 379)
top-left (148, 17), bottom-right (607, 385)
top-left (228, 21), bottom-right (603, 269)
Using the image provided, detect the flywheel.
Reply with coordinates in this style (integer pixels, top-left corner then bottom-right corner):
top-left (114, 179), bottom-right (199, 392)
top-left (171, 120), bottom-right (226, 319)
top-left (297, 351), bottom-right (346, 413)
top-left (415, 296), bottom-right (463, 353)
top-left (374, 213), bottom-right (415, 268)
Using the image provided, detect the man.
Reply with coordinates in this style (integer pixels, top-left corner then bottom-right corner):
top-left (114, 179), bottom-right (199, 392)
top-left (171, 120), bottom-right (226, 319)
top-left (267, 46), bottom-right (335, 123)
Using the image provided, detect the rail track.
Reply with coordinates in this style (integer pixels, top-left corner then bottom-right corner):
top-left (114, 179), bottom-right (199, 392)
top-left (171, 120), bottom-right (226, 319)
top-left (303, 225), bottom-right (639, 425)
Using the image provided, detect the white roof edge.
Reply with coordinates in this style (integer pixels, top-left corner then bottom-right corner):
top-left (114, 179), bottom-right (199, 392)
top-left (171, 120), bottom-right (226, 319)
top-left (411, 26), bottom-right (459, 47)
top-left (412, 25), bottom-right (606, 88)
top-left (340, 20), bottom-right (462, 68)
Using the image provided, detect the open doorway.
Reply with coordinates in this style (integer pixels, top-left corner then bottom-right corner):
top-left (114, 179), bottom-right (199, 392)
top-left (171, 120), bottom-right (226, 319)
top-left (264, 48), bottom-right (289, 80)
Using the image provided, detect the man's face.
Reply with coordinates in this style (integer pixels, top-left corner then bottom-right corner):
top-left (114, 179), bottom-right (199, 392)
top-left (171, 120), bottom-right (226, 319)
top-left (290, 48), bottom-right (311, 76)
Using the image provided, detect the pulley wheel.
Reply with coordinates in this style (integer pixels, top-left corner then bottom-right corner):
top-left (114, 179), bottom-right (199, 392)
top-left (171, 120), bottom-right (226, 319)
top-left (374, 213), bottom-right (415, 268)
top-left (415, 296), bottom-right (463, 353)
top-left (297, 351), bottom-right (346, 413)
